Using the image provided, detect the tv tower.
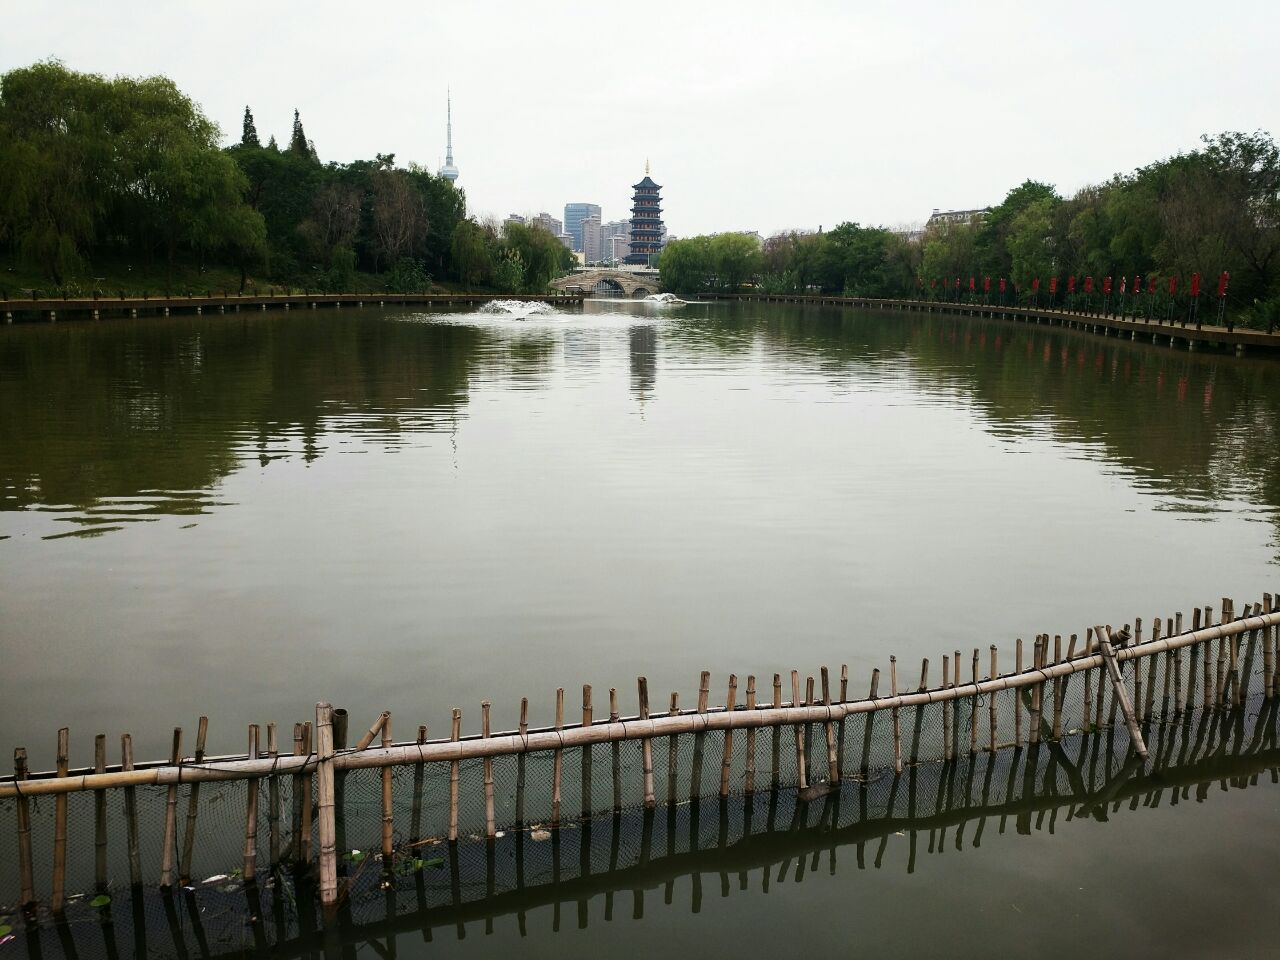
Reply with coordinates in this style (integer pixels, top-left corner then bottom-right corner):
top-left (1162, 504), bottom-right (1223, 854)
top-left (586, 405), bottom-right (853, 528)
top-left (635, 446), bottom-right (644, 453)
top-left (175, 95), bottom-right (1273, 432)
top-left (438, 88), bottom-right (459, 183)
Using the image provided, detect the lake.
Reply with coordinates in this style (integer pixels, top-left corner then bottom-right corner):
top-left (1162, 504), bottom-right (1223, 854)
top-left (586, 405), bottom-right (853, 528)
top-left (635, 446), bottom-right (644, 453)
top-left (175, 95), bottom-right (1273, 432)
top-left (2, 299), bottom-right (1278, 955)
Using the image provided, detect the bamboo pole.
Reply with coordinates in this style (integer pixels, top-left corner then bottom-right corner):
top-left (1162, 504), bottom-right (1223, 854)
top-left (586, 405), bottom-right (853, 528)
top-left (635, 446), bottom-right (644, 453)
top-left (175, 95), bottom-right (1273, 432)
top-left (1267, 593), bottom-right (1277, 698)
top-left (791, 671), bottom-right (808, 789)
top-left (942, 657), bottom-right (952, 761)
top-left (1096, 626), bottom-right (1148, 760)
top-left (179, 715), bottom-right (208, 885)
top-left (988, 647), bottom-right (998, 753)
top-left (745, 676), bottom-right (757, 794)
top-left (448, 709), bottom-right (461, 842)
top-left (14, 748), bottom-right (34, 907)
top-left (1198, 608), bottom-right (1212, 710)
top-left (719, 674), bottom-right (737, 798)
top-left (381, 714), bottom-right (393, 858)
top-left (640, 678), bottom-right (656, 807)
top-left (823, 666), bottom-right (839, 782)
top-left (1014, 639), bottom-right (1023, 747)
top-left (553, 688), bottom-right (565, 826)
top-left (667, 692), bottom-right (679, 806)
top-left (1082, 630), bottom-right (1094, 731)
top-left (160, 727), bottom-right (182, 887)
top-left (266, 723), bottom-right (280, 867)
top-left (516, 699), bottom-right (528, 826)
top-left (1144, 620), bottom-right (1160, 720)
top-left (771, 674), bottom-right (782, 789)
top-left (891, 657), bottom-right (903, 774)
top-left (315, 702), bottom-right (338, 909)
top-left (581, 685), bottom-right (593, 818)
top-left (354, 711), bottom-right (388, 751)
top-left (52, 727), bottom-right (69, 912)
top-left (243, 725), bottom-right (260, 881)
top-left (410, 723), bottom-right (426, 843)
top-left (94, 734), bottom-right (107, 891)
top-left (969, 650), bottom-right (979, 754)
top-left (297, 721), bottom-right (313, 865)
top-left (483, 702), bottom-right (495, 838)
top-left (1029, 638), bottom-right (1043, 745)
top-left (9, 607), bottom-right (1280, 798)
top-left (122, 735), bottom-right (140, 888)
top-left (1132, 619), bottom-right (1144, 722)
top-left (610, 688), bottom-right (622, 810)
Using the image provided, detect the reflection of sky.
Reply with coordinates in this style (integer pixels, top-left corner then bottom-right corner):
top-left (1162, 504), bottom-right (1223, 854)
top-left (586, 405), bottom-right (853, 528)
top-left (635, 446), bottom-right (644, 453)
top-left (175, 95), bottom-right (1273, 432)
top-left (2, 305), bottom-right (1279, 767)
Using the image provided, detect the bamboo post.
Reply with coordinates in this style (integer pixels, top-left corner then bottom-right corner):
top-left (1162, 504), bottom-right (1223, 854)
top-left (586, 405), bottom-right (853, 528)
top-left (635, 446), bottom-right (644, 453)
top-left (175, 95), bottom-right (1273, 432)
top-left (1082, 629), bottom-right (1095, 731)
top-left (122, 735), bottom-right (141, 887)
top-left (1174, 618), bottom-right (1186, 716)
top-left (14, 748), bottom-right (34, 907)
top-left (942, 657), bottom-right (952, 761)
top-left (581, 685), bottom-right (594, 819)
top-left (448, 709), bottom-right (461, 842)
top-left (745, 676), bottom-right (757, 794)
top-left (300, 721), bottom-right (313, 864)
top-left (380, 714), bottom-right (393, 858)
top-left (1267, 593), bottom-right (1277, 698)
top-left (243, 725), bottom-right (260, 881)
top-left (355, 711), bottom-right (389, 751)
top-left (640, 678), bottom-right (656, 807)
top-left (516, 699), bottom-right (528, 826)
top-left (891, 657), bottom-right (903, 774)
top-left (1029, 639), bottom-right (1043, 745)
top-left (553, 688), bottom-right (565, 826)
top-left (667, 692), bottom-right (679, 805)
top-left (953, 649), bottom-right (961, 757)
top-left (1145, 620), bottom-right (1160, 719)
top-left (791, 671), bottom-right (808, 789)
top-left (315, 702), bottom-right (338, 909)
top-left (1132, 619), bottom-right (1144, 722)
top-left (94, 734), bottom-right (107, 891)
top-left (988, 646), bottom-right (998, 753)
top-left (333, 708), bottom-right (348, 861)
top-left (161, 727), bottom-right (182, 887)
top-left (969, 649), bottom-right (979, 754)
top-left (610, 687), bottom-right (623, 810)
top-left (410, 723), bottom-right (426, 843)
top-left (1050, 634), bottom-right (1062, 739)
top-left (1198, 608), bottom-right (1212, 710)
top-left (691, 674), bottom-right (708, 801)
top-left (719, 674), bottom-right (737, 798)
top-left (179, 716), bottom-right (209, 885)
top-left (52, 727), bottom-right (69, 912)
top-left (771, 674), bottom-right (782, 789)
top-left (1096, 626), bottom-right (1148, 760)
top-left (822, 666), bottom-right (839, 782)
top-left (483, 702), bottom-right (496, 838)
top-left (840, 664), bottom-right (849, 702)
top-left (266, 724), bottom-right (280, 867)
top-left (1014, 639), bottom-right (1023, 747)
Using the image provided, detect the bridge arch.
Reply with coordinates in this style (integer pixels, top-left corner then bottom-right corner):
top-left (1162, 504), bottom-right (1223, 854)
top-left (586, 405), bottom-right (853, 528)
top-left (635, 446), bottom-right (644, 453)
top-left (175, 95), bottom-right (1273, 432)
top-left (551, 268), bottom-right (662, 299)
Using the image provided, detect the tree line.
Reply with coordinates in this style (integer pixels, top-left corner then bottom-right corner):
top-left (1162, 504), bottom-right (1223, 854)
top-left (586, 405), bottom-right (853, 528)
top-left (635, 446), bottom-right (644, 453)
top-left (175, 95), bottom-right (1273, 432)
top-left (0, 61), bottom-right (572, 294)
top-left (660, 131), bottom-right (1280, 329)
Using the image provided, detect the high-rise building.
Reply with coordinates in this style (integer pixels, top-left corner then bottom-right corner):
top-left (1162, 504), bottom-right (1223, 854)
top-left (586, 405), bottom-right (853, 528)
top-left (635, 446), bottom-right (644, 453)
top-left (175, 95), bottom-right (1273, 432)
top-left (530, 212), bottom-right (563, 237)
top-left (581, 214), bottom-right (603, 264)
top-left (564, 203), bottom-right (601, 252)
top-left (603, 235), bottom-right (631, 262)
top-left (625, 164), bottom-right (663, 266)
top-left (438, 89), bottom-right (459, 184)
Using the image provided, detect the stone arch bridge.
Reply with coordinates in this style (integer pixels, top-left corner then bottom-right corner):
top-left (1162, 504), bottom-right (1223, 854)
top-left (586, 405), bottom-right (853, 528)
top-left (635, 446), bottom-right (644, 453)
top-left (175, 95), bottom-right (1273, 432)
top-left (551, 269), bottom-right (661, 298)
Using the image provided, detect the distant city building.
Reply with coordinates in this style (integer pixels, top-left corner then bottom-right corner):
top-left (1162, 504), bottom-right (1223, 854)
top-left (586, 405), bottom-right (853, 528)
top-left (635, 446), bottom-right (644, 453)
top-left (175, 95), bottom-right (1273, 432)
top-left (557, 233), bottom-right (574, 250)
top-left (438, 89), bottom-right (459, 184)
top-left (602, 219), bottom-right (630, 240)
top-left (503, 213), bottom-right (526, 231)
top-left (625, 163), bottom-right (664, 266)
top-left (564, 203), bottom-right (602, 252)
top-left (581, 214), bottom-right (603, 263)
top-left (530, 212), bottom-right (563, 236)
top-left (926, 207), bottom-right (989, 228)
top-left (603, 235), bottom-right (631, 262)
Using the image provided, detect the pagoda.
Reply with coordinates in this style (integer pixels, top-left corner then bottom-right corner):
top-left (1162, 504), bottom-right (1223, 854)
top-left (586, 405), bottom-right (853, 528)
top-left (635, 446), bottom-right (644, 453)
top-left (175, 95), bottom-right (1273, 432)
top-left (624, 162), bottom-right (663, 266)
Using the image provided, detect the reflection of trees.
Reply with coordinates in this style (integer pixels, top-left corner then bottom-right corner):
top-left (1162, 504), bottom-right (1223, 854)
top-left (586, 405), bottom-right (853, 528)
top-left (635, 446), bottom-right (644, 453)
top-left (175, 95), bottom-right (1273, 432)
top-left (0, 313), bottom-right (483, 513)
top-left (629, 324), bottom-right (657, 400)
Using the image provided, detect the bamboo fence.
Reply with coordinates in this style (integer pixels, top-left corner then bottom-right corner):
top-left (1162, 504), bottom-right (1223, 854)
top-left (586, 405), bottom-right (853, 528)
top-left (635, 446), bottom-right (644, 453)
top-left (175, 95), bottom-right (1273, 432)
top-left (2, 594), bottom-right (1276, 913)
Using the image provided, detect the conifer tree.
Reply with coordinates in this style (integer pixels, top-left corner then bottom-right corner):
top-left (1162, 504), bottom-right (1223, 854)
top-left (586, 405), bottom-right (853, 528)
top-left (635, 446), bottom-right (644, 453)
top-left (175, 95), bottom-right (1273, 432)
top-left (266, 134), bottom-right (278, 151)
top-left (240, 105), bottom-right (260, 147)
top-left (288, 109), bottom-right (314, 159)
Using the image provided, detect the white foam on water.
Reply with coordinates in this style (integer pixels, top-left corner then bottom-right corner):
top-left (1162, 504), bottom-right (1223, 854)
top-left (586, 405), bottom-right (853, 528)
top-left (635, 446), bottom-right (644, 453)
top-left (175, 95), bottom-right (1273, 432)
top-left (476, 299), bottom-right (560, 319)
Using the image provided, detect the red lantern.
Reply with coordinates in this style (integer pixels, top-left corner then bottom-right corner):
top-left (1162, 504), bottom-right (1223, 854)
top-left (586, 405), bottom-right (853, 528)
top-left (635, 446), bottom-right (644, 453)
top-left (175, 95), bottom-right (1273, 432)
top-left (1103, 276), bottom-right (1112, 295)
top-left (1049, 277), bottom-right (1058, 295)
top-left (1134, 274), bottom-right (1142, 294)
top-left (1068, 275), bottom-right (1077, 293)
top-left (1083, 275), bottom-right (1093, 294)
top-left (954, 277), bottom-right (960, 289)
top-left (1120, 277), bottom-right (1127, 295)
top-left (1217, 271), bottom-right (1229, 297)
top-left (970, 276), bottom-right (976, 291)
top-left (999, 278), bottom-right (1007, 294)
top-left (1168, 276), bottom-right (1177, 295)
top-left (1032, 278), bottom-right (1040, 292)
top-left (1190, 272), bottom-right (1200, 297)
top-left (1147, 277), bottom-right (1157, 294)
top-left (983, 277), bottom-right (991, 293)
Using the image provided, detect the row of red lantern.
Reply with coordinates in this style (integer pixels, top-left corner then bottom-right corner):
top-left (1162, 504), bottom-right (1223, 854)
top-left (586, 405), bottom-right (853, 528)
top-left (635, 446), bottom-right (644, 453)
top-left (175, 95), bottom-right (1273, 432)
top-left (923, 271), bottom-right (1229, 297)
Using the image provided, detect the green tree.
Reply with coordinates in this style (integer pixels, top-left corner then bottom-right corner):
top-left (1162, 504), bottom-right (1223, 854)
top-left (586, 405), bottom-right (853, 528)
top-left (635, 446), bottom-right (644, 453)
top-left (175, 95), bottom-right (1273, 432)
top-left (241, 105), bottom-right (259, 147)
top-left (451, 219), bottom-right (493, 289)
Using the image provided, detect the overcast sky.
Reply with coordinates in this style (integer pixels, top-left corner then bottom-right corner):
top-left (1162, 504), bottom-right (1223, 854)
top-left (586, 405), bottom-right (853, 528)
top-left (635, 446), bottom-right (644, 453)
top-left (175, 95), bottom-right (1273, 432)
top-left (4, 0), bottom-right (1277, 237)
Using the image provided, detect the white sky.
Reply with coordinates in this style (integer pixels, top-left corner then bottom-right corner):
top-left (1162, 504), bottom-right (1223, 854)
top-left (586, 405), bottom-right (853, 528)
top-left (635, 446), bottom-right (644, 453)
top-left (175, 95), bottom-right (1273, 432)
top-left (4, 0), bottom-right (1277, 237)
